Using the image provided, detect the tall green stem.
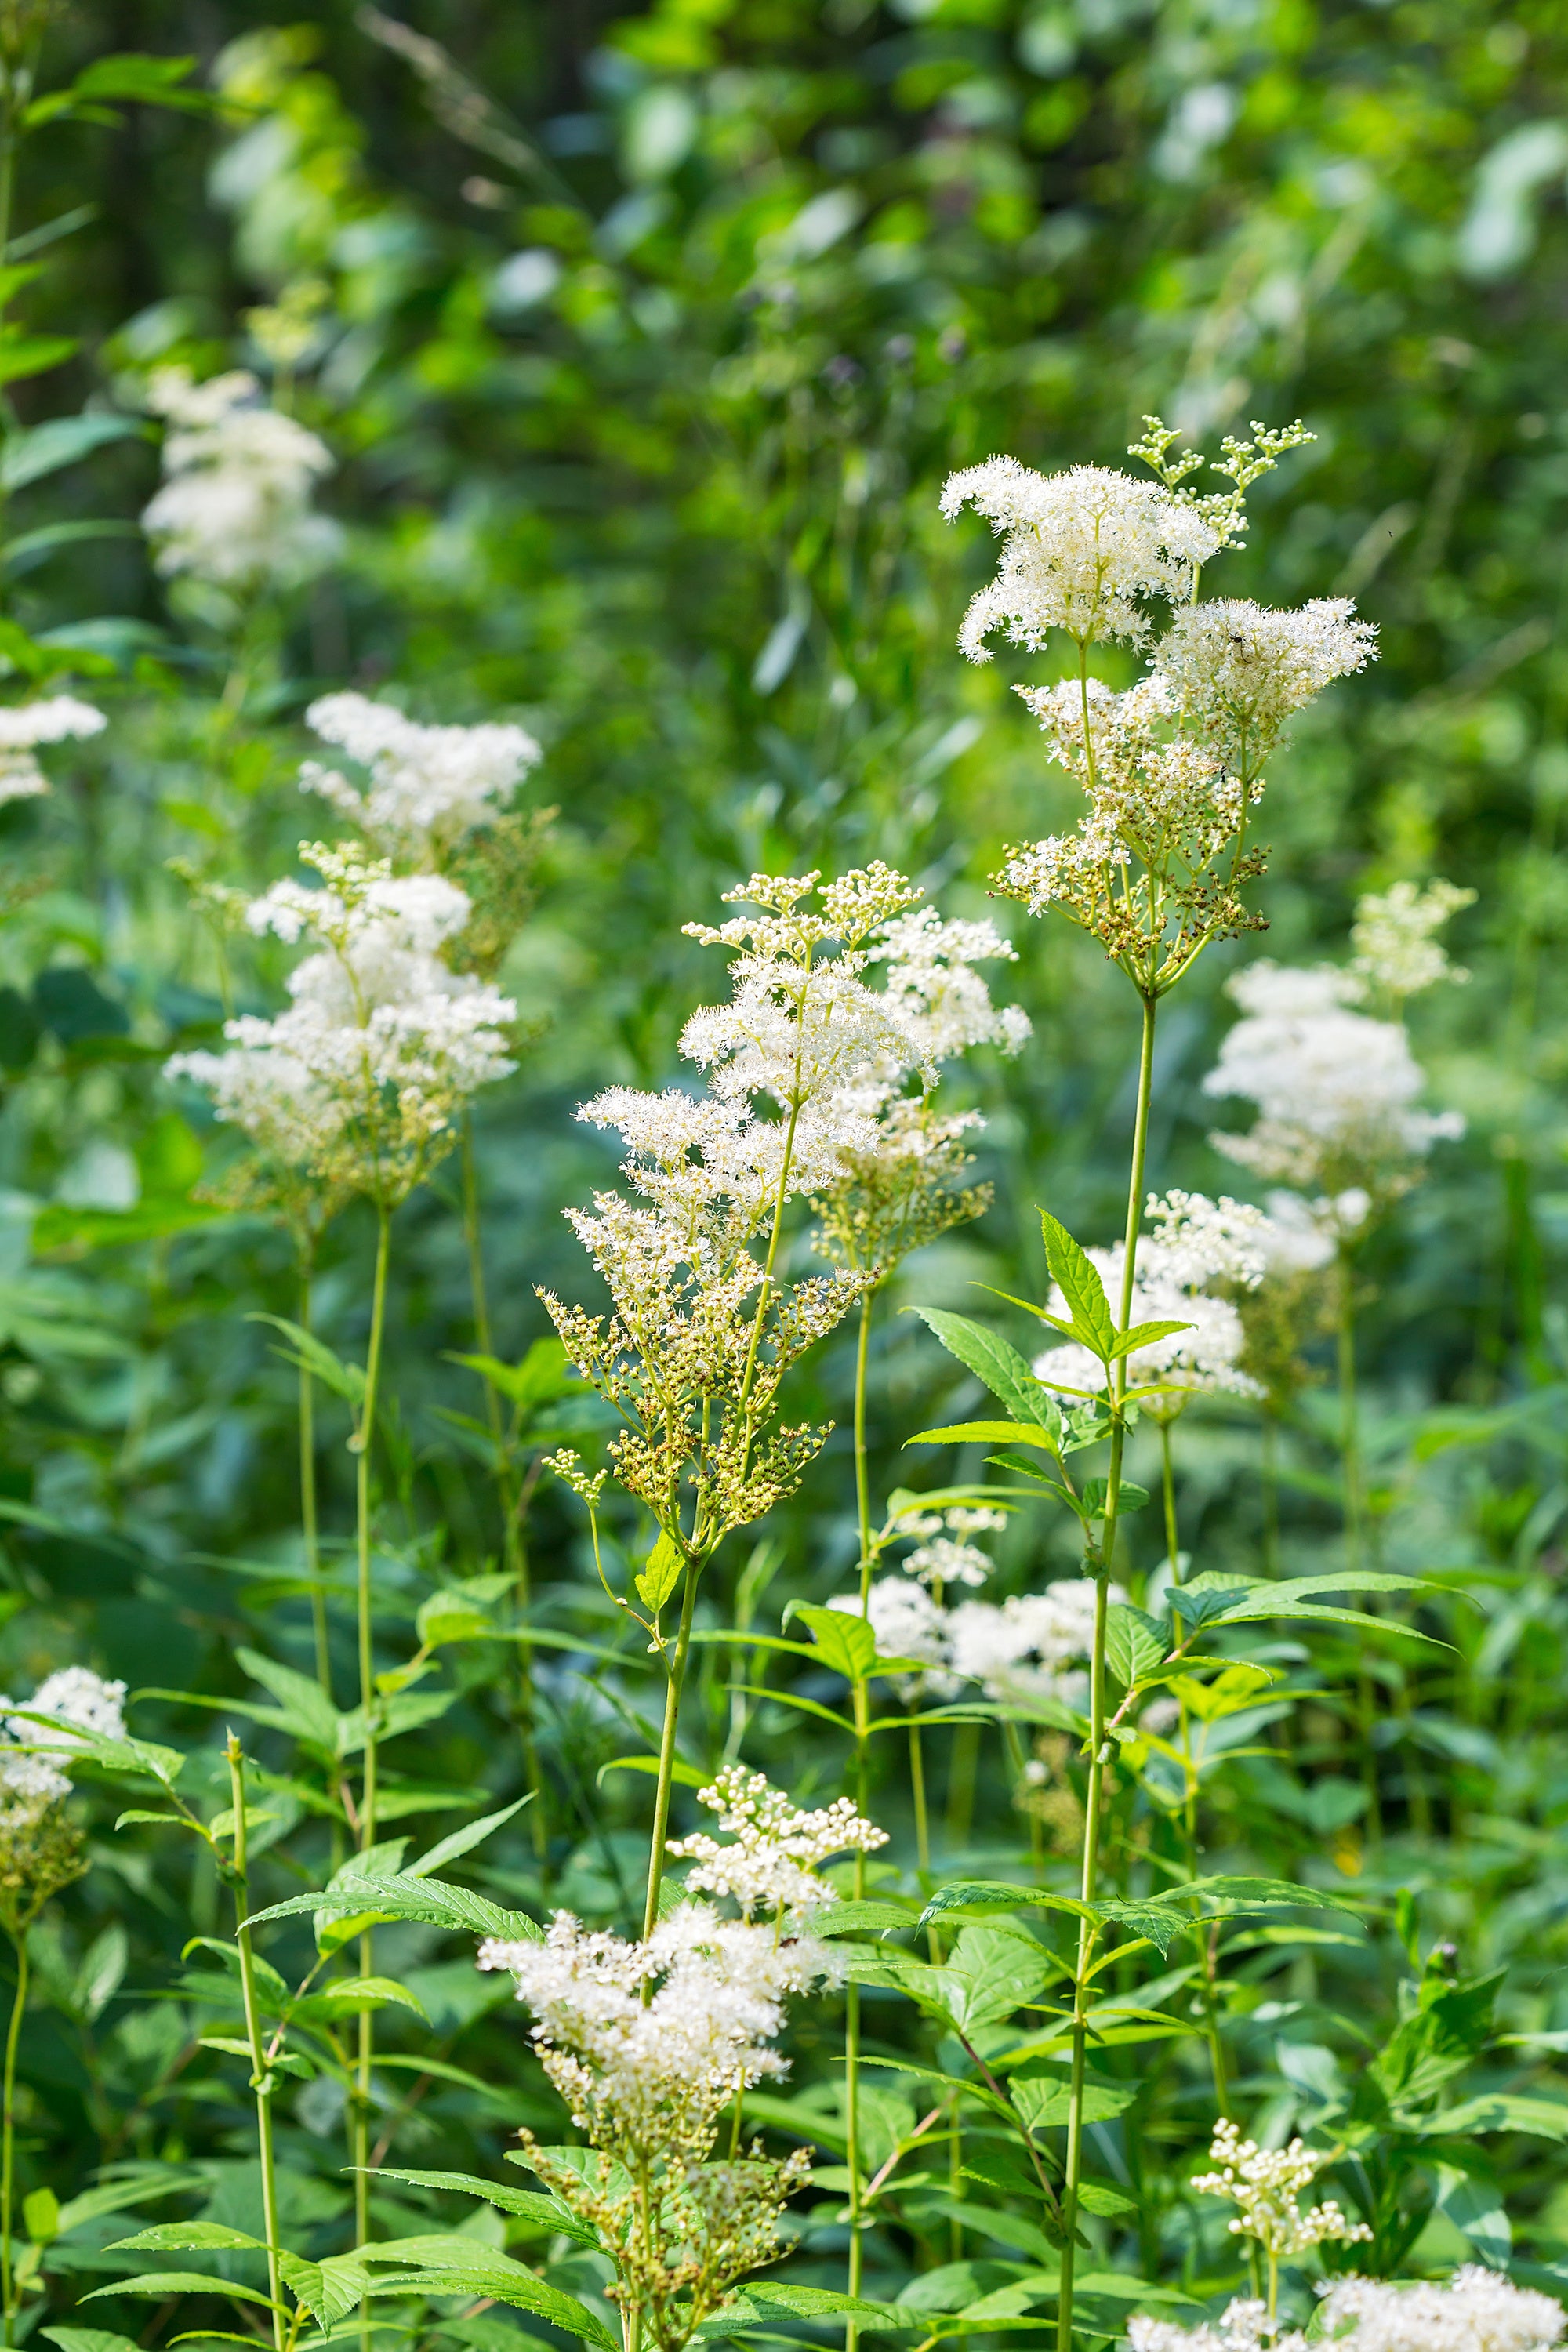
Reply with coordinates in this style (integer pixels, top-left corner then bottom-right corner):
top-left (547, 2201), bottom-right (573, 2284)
top-left (227, 1738), bottom-right (284, 2350)
top-left (642, 1563), bottom-right (702, 1941)
top-left (844, 1284), bottom-right (880, 2350)
top-left (1057, 989), bottom-right (1156, 2352)
top-left (353, 1204), bottom-right (392, 2281)
top-left (1, 1933), bottom-right (25, 2345)
top-left (299, 1258), bottom-right (328, 1703)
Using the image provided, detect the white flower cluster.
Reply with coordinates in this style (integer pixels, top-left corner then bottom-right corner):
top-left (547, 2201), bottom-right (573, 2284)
top-left (1159, 597), bottom-right (1376, 765)
top-left (477, 1900), bottom-right (836, 2141)
top-left (1350, 877), bottom-right (1475, 1001)
top-left (1316, 2267), bottom-right (1563, 2352)
top-left (942, 459), bottom-right (1220, 657)
top-left (948, 441), bottom-right (1376, 998)
top-left (1192, 2118), bottom-right (1371, 2259)
top-left (1131, 2269), bottom-right (1565, 2352)
top-left (1129, 2299), bottom-right (1308, 2352)
top-left (301, 691), bottom-right (542, 863)
top-left (1032, 1190), bottom-right (1265, 1409)
top-left (0, 696), bottom-right (106, 808)
top-left (169, 848), bottom-right (514, 1203)
top-left (142, 367), bottom-right (341, 593)
top-left (1202, 961), bottom-right (1463, 1196)
top-left (844, 1570), bottom-right (1109, 1705)
top-left (669, 1766), bottom-right (886, 1922)
top-left (869, 909), bottom-right (1033, 1070)
top-left (0, 1666), bottom-right (127, 1808)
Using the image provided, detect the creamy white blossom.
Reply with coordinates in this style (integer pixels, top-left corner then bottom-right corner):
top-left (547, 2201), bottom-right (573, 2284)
top-left (169, 848), bottom-right (514, 1203)
top-left (1128, 2300), bottom-right (1308, 2352)
top-left (1350, 877), bottom-right (1475, 1000)
top-left (143, 366), bottom-right (340, 592)
top-left (1, 1666), bottom-right (127, 1807)
top-left (942, 459), bottom-right (1220, 657)
top-left (302, 691), bottom-right (541, 862)
top-left (478, 1900), bottom-right (836, 2136)
top-left (0, 695), bottom-right (106, 807)
top-left (1192, 2118), bottom-right (1371, 2259)
top-left (1316, 2267), bottom-right (1563, 2352)
top-left (670, 1767), bottom-right (886, 1922)
top-left (1203, 960), bottom-right (1463, 1193)
top-left (1157, 597), bottom-right (1376, 764)
top-left (869, 908), bottom-right (1032, 1068)
top-left (840, 1574), bottom-right (1110, 1705)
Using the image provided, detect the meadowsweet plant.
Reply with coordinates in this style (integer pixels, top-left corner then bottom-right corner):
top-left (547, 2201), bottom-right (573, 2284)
top-left (938, 422), bottom-right (1377, 2348)
top-left (142, 365), bottom-right (341, 603)
top-left (478, 1772), bottom-right (882, 2352)
top-left (0, 1669), bottom-right (125, 2339)
top-left (1202, 892), bottom-right (1466, 1581)
top-left (1192, 2119), bottom-right (1372, 2315)
top-left (543, 866), bottom-right (936, 1930)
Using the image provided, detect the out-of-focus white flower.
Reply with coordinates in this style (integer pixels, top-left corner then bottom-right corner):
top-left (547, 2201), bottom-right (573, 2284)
top-left (143, 366), bottom-right (340, 592)
top-left (302, 691), bottom-right (542, 862)
top-left (1192, 2118), bottom-right (1371, 2259)
top-left (669, 1767), bottom-right (886, 1922)
top-left (168, 846), bottom-right (514, 1203)
top-left (1157, 596), bottom-right (1376, 765)
top-left (1350, 877), bottom-right (1475, 1001)
top-left (1203, 961), bottom-right (1463, 1193)
top-left (942, 459), bottom-right (1220, 657)
top-left (1316, 2266), bottom-right (1563, 2352)
top-left (0, 696), bottom-right (105, 807)
top-left (948, 1581), bottom-right (1107, 1697)
top-left (1254, 1188), bottom-right (1368, 1271)
top-left (1, 1665), bottom-right (127, 1807)
top-left (1127, 2300), bottom-right (1308, 2352)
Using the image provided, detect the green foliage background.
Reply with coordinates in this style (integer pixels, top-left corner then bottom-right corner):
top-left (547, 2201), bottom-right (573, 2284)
top-left (0, 0), bottom-right (1565, 2336)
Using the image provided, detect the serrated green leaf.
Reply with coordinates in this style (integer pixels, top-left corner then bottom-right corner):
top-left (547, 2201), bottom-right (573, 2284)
top-left (108, 2223), bottom-right (266, 2255)
top-left (910, 1308), bottom-right (1058, 1428)
top-left (1038, 1211), bottom-right (1115, 1359)
top-left (243, 1869), bottom-right (542, 1945)
top-left (368, 2169), bottom-right (601, 2248)
top-left (789, 1600), bottom-right (877, 1682)
top-left (1105, 1603), bottom-right (1168, 1689)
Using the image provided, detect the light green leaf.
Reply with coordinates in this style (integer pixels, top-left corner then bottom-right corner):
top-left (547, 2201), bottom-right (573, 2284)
top-left (636, 1530), bottom-right (684, 1613)
top-left (368, 2169), bottom-right (600, 2248)
top-left (790, 1601), bottom-right (877, 1683)
top-left (1105, 1603), bottom-right (1168, 1689)
top-left (910, 1308), bottom-right (1057, 1428)
top-left (1038, 1211), bottom-right (1115, 1360)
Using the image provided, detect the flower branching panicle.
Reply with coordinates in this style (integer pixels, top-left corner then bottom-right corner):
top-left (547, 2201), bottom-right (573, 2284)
top-left (300, 691), bottom-right (543, 868)
top-left (542, 869), bottom-right (950, 1573)
top-left (670, 1766), bottom-right (887, 1924)
top-left (0, 695), bottom-right (103, 807)
top-left (1130, 414), bottom-right (1318, 561)
top-left (1315, 2267), bottom-right (1565, 2352)
top-left (169, 841), bottom-right (516, 1214)
top-left (478, 1774), bottom-right (875, 2352)
top-left (1349, 876), bottom-right (1475, 1004)
top-left (950, 426), bottom-right (1374, 1000)
top-left (1032, 1190), bottom-right (1265, 1417)
top-left (1192, 2119), bottom-right (1371, 2261)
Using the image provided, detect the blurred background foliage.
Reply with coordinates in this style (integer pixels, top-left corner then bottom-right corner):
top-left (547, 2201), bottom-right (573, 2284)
top-left (0, 0), bottom-right (1566, 2310)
